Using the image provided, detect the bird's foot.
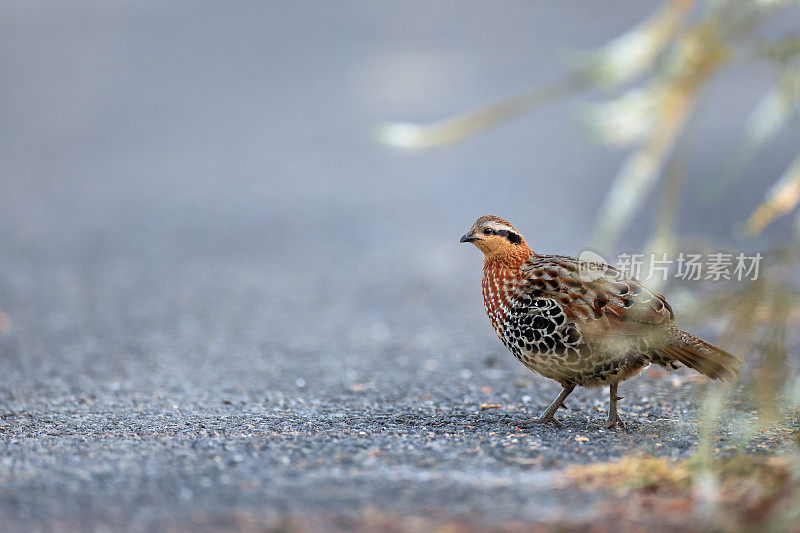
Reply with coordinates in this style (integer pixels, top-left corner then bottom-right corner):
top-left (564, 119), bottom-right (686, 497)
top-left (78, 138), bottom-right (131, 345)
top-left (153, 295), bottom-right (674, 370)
top-left (532, 414), bottom-right (563, 427)
top-left (605, 414), bottom-right (626, 430)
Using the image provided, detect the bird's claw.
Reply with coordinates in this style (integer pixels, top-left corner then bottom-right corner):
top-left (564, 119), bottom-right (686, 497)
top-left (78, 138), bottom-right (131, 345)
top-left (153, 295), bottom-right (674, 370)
top-left (533, 415), bottom-right (563, 427)
top-left (605, 415), bottom-right (626, 430)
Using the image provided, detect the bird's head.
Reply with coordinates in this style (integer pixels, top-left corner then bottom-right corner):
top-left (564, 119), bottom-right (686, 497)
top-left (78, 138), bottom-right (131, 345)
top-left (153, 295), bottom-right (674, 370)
top-left (460, 215), bottom-right (529, 260)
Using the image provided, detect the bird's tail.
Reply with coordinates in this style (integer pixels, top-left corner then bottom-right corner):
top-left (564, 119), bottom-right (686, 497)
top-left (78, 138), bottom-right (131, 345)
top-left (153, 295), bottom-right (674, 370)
top-left (655, 330), bottom-right (743, 381)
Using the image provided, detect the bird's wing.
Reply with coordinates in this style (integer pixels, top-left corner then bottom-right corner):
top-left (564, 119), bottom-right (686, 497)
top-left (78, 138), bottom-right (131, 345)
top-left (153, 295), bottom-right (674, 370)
top-left (519, 255), bottom-right (674, 341)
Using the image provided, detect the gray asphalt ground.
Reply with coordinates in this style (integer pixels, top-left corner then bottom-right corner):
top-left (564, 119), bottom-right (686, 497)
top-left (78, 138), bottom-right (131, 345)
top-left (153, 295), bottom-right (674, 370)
top-left (0, 244), bottom-right (777, 531)
top-left (2, 2), bottom-right (800, 531)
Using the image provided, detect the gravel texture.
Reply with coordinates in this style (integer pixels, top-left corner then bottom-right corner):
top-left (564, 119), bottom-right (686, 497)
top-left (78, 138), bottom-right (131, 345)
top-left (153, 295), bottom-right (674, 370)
top-left (0, 242), bottom-right (777, 531)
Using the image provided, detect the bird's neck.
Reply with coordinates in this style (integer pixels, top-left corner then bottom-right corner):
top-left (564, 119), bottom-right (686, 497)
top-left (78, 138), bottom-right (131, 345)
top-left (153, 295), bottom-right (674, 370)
top-left (482, 244), bottom-right (533, 270)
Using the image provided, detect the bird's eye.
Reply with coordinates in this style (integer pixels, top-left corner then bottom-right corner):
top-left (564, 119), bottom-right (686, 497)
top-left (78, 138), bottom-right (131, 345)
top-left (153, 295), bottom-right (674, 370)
top-left (483, 228), bottom-right (494, 235)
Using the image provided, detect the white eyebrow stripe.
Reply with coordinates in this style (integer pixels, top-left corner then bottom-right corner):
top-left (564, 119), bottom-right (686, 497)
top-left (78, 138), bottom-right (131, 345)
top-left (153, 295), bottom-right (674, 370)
top-left (485, 222), bottom-right (514, 233)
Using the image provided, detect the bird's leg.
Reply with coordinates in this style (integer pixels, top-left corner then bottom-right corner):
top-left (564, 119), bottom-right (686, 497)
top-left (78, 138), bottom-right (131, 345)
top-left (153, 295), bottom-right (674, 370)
top-left (605, 382), bottom-right (626, 429)
top-left (533, 384), bottom-right (575, 426)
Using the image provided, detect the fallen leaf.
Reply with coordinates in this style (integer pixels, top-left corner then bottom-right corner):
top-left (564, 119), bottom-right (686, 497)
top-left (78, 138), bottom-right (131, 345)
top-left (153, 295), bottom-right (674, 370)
top-left (574, 436), bottom-right (590, 443)
top-left (480, 403), bottom-right (503, 410)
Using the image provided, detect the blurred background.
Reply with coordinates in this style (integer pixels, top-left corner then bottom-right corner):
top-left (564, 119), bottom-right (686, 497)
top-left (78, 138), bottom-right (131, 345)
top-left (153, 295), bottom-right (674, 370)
top-left (1, 1), bottom-right (800, 530)
top-left (3, 0), bottom-right (798, 389)
top-left (5, 1), bottom-right (797, 268)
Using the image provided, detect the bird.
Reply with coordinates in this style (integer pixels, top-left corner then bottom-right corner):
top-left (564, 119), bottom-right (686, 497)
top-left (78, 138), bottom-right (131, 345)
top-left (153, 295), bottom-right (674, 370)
top-left (460, 215), bottom-right (742, 428)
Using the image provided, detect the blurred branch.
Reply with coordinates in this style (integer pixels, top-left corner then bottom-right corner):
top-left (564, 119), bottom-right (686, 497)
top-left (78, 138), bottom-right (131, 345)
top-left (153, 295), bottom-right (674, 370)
top-left (703, 54), bottom-right (800, 201)
top-left (376, 73), bottom-right (588, 150)
top-left (380, 0), bottom-right (800, 257)
top-left (590, 24), bottom-right (728, 251)
top-left (752, 292), bottom-right (792, 422)
top-left (743, 151), bottom-right (800, 236)
top-left (377, 0), bottom-right (692, 150)
top-left (583, 0), bottom-right (694, 87)
top-left (638, 142), bottom-right (691, 290)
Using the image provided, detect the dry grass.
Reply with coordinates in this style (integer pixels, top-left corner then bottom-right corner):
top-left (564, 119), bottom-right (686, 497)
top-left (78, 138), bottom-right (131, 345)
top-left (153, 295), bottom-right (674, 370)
top-left (564, 454), bottom-right (800, 530)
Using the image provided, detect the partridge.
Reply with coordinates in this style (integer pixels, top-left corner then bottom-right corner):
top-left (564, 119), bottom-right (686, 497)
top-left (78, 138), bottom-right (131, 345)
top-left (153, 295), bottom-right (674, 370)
top-left (460, 215), bottom-right (742, 428)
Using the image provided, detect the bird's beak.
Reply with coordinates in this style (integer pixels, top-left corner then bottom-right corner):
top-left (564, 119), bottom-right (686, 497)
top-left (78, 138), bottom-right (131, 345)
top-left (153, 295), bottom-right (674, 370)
top-left (460, 233), bottom-right (479, 243)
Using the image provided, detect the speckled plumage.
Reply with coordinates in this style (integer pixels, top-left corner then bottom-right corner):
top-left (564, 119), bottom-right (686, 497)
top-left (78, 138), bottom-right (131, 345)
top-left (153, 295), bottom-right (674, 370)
top-left (462, 215), bottom-right (742, 428)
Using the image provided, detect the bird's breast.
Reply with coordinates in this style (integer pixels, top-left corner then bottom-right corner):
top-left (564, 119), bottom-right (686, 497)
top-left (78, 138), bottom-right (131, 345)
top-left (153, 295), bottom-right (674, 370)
top-left (481, 265), bottom-right (522, 336)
